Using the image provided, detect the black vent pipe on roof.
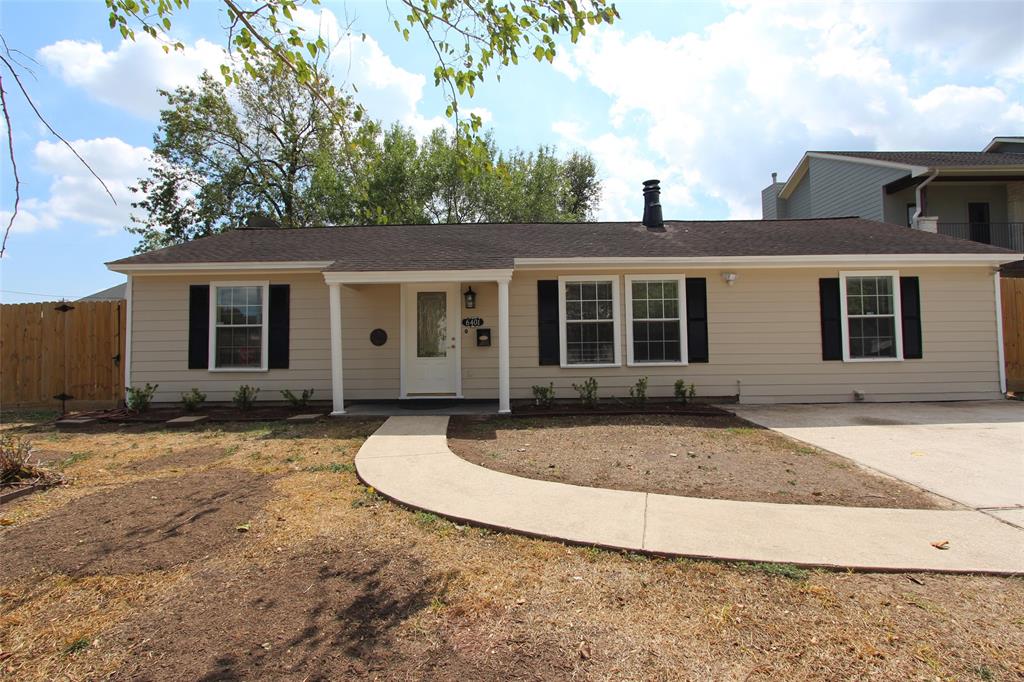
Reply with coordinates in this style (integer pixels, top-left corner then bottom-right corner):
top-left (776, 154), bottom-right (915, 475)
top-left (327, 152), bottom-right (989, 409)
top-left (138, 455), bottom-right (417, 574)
top-left (642, 179), bottom-right (664, 230)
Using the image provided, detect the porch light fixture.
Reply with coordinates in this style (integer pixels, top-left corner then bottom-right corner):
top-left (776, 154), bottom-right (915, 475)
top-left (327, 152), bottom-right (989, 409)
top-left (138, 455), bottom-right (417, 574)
top-left (463, 286), bottom-right (477, 309)
top-left (721, 272), bottom-right (737, 286)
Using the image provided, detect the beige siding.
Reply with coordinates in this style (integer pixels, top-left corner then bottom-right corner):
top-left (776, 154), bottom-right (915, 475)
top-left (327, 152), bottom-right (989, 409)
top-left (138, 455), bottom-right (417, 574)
top-left (131, 274), bottom-right (401, 403)
top-left (508, 267), bottom-right (1002, 404)
top-left (129, 266), bottom-right (1002, 405)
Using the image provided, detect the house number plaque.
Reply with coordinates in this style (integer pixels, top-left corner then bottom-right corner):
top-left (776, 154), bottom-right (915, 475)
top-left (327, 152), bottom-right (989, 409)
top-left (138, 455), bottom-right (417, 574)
top-left (462, 317), bottom-right (484, 327)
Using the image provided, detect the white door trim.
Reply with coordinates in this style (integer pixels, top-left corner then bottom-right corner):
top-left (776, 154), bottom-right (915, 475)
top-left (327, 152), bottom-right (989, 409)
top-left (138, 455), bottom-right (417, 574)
top-left (400, 282), bottom-right (462, 398)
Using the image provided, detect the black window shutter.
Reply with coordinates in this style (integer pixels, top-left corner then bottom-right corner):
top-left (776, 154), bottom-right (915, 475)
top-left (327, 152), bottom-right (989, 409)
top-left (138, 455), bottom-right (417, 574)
top-left (188, 285), bottom-right (210, 369)
top-left (685, 278), bottom-right (709, 363)
top-left (268, 284), bottom-right (290, 369)
top-left (900, 276), bottom-right (923, 359)
top-left (537, 280), bottom-right (560, 365)
top-left (819, 278), bottom-right (842, 361)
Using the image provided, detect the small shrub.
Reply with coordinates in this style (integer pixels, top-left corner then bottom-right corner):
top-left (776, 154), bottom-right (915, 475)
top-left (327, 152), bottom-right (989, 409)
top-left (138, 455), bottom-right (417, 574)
top-left (629, 376), bottom-right (649, 406)
top-left (233, 385), bottom-right (260, 410)
top-left (180, 388), bottom-right (206, 411)
top-left (281, 388), bottom-right (315, 407)
top-left (531, 383), bottom-right (555, 408)
top-left (674, 378), bottom-right (696, 404)
top-left (126, 383), bottom-right (158, 412)
top-left (572, 377), bottom-right (599, 408)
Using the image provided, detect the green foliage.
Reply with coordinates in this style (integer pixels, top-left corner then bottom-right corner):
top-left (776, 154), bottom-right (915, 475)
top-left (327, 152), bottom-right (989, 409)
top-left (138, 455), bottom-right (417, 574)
top-left (674, 379), bottom-right (696, 404)
top-left (739, 562), bottom-right (809, 581)
top-left (281, 388), bottom-right (315, 407)
top-left (233, 385), bottom-right (261, 410)
top-left (180, 388), bottom-right (207, 411)
top-left (128, 66), bottom-right (602, 251)
top-left (629, 376), bottom-right (648, 406)
top-left (572, 377), bottom-right (599, 408)
top-left (303, 461), bottom-right (354, 474)
top-left (126, 383), bottom-right (158, 412)
top-left (531, 383), bottom-right (555, 408)
top-left (104, 0), bottom-right (618, 138)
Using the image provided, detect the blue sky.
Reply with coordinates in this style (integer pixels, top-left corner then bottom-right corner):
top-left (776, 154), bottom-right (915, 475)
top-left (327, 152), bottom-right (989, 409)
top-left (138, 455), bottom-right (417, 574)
top-left (1, 0), bottom-right (1022, 303)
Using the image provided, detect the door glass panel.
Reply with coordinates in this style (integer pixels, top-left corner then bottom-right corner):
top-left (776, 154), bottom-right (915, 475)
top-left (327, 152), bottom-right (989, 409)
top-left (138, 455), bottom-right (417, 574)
top-left (416, 292), bottom-right (447, 358)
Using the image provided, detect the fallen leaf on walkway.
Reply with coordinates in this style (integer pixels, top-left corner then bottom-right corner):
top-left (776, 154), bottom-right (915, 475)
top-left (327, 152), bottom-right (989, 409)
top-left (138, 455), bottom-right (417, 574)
top-left (0, 518), bottom-right (14, 526)
top-left (930, 540), bottom-right (949, 550)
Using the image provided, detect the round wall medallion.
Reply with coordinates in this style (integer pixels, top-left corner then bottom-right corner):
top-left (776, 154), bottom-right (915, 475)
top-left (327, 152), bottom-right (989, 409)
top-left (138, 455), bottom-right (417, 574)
top-left (370, 328), bottom-right (388, 346)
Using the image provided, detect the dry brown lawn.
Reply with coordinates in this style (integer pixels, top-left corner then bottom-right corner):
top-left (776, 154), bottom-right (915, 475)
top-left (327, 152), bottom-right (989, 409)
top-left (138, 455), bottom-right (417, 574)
top-left (1, 411), bottom-right (1021, 681)
top-left (449, 414), bottom-right (951, 509)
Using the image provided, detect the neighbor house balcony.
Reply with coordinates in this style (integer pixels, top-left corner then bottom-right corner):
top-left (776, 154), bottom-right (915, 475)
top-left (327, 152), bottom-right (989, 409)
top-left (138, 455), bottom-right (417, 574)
top-left (937, 222), bottom-right (1024, 251)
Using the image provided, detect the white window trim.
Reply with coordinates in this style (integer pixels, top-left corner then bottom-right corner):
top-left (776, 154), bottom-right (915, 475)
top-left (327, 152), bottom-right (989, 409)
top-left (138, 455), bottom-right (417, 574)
top-left (558, 275), bottom-right (621, 368)
top-left (624, 274), bottom-right (688, 367)
top-left (208, 280), bottom-right (270, 372)
top-left (839, 270), bottom-right (904, 363)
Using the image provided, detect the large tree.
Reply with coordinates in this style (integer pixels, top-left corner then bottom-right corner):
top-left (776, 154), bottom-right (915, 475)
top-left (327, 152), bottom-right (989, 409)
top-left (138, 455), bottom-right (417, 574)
top-left (128, 67), bottom-right (602, 250)
top-left (127, 63), bottom-right (376, 251)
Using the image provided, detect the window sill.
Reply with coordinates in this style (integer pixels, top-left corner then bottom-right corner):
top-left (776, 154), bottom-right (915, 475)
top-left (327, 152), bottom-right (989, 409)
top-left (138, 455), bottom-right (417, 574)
top-left (842, 357), bottom-right (903, 363)
top-left (560, 362), bottom-right (622, 369)
top-left (207, 367), bottom-right (270, 373)
top-left (627, 361), bottom-right (688, 367)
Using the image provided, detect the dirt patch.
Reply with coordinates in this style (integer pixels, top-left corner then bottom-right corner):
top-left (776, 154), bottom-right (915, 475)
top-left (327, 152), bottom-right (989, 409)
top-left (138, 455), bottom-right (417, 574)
top-left (118, 446), bottom-right (229, 474)
top-left (449, 415), bottom-right (952, 509)
top-left (0, 468), bottom-right (277, 579)
top-left (112, 535), bottom-right (573, 681)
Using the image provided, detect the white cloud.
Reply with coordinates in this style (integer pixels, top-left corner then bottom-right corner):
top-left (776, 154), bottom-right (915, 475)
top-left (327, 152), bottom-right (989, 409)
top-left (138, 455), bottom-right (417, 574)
top-left (39, 37), bottom-right (225, 119)
top-left (553, 1), bottom-right (1024, 219)
top-left (6, 137), bottom-right (151, 236)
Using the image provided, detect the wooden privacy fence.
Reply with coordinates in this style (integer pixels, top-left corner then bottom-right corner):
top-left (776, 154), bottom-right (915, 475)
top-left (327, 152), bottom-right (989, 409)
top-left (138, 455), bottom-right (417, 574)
top-left (1003, 278), bottom-right (1024, 393)
top-left (1, 300), bottom-right (126, 410)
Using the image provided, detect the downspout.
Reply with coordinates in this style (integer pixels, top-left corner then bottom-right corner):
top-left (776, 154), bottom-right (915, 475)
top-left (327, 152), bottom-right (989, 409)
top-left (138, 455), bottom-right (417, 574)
top-left (912, 170), bottom-right (938, 228)
top-left (994, 270), bottom-right (1007, 395)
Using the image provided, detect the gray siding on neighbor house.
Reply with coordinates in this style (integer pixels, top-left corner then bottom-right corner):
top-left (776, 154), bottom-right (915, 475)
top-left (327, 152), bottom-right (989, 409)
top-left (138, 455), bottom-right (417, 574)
top-left (786, 174), bottom-right (811, 218)
top-left (761, 184), bottom-right (782, 219)
top-left (805, 156), bottom-right (909, 221)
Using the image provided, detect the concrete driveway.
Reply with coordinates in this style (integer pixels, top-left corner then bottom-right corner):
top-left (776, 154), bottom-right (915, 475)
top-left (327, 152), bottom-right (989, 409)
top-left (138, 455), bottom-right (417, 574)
top-left (731, 401), bottom-right (1024, 518)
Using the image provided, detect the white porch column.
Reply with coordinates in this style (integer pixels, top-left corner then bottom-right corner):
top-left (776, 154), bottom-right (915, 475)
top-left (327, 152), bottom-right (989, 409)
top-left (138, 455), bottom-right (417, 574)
top-left (329, 283), bottom-right (346, 415)
top-left (497, 277), bottom-right (511, 414)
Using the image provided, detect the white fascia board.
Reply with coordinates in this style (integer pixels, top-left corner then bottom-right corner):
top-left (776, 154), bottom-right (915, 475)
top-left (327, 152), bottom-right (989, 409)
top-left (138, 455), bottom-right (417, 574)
top-left (777, 153), bottom-right (810, 199)
top-left (513, 254), bottom-right (1022, 270)
top-left (934, 166), bottom-right (1024, 175)
top-left (323, 269), bottom-right (513, 284)
top-left (107, 261), bottom-right (334, 274)
top-left (982, 137), bottom-right (1024, 153)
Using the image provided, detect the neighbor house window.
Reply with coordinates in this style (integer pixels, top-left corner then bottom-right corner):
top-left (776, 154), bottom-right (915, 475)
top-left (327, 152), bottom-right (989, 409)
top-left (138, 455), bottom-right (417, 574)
top-left (559, 276), bottom-right (620, 366)
top-left (840, 272), bottom-right (903, 361)
top-left (625, 275), bottom-right (687, 365)
top-left (211, 282), bottom-right (269, 370)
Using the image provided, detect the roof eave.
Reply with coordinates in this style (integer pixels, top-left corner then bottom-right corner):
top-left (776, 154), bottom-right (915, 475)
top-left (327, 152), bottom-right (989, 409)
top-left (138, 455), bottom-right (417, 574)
top-left (106, 260), bottom-right (336, 275)
top-left (777, 152), bottom-right (929, 199)
top-left (514, 254), bottom-right (1021, 270)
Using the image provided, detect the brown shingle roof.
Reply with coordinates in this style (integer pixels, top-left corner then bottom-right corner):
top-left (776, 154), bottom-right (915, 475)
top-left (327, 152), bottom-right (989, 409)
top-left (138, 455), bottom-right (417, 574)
top-left (108, 218), bottom-right (1017, 272)
top-left (817, 151), bottom-right (1024, 168)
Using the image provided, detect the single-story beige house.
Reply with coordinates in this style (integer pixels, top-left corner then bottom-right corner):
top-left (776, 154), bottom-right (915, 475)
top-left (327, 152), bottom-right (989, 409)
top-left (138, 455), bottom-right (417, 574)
top-left (107, 184), bottom-right (1020, 413)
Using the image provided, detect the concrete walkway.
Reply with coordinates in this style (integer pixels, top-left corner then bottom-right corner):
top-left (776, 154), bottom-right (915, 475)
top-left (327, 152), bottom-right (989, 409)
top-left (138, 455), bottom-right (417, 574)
top-left (355, 416), bottom-right (1024, 575)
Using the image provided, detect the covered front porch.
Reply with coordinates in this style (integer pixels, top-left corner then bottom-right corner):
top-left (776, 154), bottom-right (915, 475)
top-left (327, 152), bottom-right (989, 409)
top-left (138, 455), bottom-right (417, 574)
top-left (323, 269), bottom-right (513, 416)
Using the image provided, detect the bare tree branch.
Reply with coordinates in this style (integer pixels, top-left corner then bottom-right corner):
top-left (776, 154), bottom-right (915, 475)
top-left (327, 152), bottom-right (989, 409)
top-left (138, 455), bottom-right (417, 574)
top-left (0, 73), bottom-right (19, 258)
top-left (0, 45), bottom-right (117, 257)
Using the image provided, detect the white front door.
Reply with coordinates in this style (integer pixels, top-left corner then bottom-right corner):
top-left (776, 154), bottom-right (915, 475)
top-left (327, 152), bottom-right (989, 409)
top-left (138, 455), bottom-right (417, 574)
top-left (402, 283), bottom-right (460, 396)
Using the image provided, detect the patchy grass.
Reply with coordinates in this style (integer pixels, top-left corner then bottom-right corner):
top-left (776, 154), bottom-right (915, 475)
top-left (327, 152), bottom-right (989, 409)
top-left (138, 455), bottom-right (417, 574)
top-left (1, 414), bottom-right (1022, 680)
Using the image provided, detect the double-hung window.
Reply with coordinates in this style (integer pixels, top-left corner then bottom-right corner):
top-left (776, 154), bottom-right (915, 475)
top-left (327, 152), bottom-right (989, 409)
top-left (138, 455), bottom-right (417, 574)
top-left (625, 275), bottom-right (687, 365)
top-left (210, 282), bottom-right (269, 370)
top-left (840, 272), bottom-right (903, 361)
top-left (559, 276), bottom-right (620, 366)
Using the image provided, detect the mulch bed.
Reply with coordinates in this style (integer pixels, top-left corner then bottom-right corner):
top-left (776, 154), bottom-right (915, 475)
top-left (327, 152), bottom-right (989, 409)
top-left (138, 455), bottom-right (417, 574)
top-left (113, 536), bottom-right (574, 681)
top-left (449, 414), bottom-right (952, 509)
top-left (85, 405), bottom-right (329, 423)
top-left (0, 467), bottom-right (278, 579)
top-left (512, 399), bottom-right (730, 418)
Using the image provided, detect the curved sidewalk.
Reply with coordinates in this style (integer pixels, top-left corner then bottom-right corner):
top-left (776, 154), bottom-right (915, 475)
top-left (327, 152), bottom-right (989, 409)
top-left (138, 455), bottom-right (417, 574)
top-left (355, 416), bottom-right (1024, 575)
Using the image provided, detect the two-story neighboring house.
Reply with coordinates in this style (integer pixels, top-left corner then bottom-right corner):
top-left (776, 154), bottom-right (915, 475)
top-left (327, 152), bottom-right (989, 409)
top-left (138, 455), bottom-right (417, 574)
top-left (762, 137), bottom-right (1024, 258)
